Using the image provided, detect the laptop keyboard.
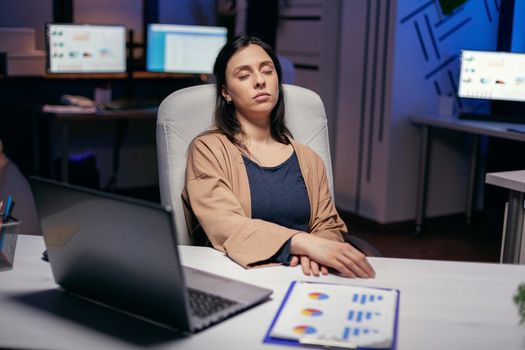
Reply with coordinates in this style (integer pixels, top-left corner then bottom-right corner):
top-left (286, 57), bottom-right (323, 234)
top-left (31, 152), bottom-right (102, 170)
top-left (188, 288), bottom-right (239, 318)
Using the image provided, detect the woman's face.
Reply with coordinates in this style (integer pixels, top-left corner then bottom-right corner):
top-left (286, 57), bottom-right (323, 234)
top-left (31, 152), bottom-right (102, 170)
top-left (222, 44), bottom-right (279, 123)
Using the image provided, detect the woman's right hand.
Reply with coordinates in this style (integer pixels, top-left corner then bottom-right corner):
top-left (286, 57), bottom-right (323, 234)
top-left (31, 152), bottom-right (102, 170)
top-left (291, 233), bottom-right (375, 278)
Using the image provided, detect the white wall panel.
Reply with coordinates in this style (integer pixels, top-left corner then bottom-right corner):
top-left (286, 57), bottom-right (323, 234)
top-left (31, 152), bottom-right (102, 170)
top-left (294, 69), bottom-right (319, 92)
top-left (334, 0), bottom-right (394, 222)
top-left (276, 20), bottom-right (322, 66)
top-left (333, 0), bottom-right (367, 212)
top-left (275, 1), bottom-right (341, 158)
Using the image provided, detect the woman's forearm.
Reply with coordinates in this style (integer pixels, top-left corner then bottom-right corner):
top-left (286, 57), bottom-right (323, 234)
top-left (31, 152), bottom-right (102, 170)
top-left (290, 232), bottom-right (314, 256)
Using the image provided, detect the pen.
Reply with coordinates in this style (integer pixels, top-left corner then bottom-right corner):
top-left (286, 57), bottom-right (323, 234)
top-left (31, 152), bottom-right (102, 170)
top-left (2, 196), bottom-right (14, 221)
top-left (0, 198), bottom-right (7, 250)
top-left (0, 196), bottom-right (14, 251)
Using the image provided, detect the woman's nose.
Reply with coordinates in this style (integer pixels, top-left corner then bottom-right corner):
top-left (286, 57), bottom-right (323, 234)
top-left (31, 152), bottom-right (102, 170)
top-left (254, 72), bottom-right (266, 88)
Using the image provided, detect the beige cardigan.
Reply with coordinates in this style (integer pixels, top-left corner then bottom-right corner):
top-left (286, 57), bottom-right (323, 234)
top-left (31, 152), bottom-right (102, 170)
top-left (182, 132), bottom-right (346, 268)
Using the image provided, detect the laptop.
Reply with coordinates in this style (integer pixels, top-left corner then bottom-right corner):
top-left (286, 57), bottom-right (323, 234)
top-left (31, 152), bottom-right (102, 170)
top-left (29, 176), bottom-right (272, 332)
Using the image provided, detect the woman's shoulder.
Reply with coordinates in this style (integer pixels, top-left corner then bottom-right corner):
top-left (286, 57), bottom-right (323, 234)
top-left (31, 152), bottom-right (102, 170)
top-left (191, 131), bottom-right (230, 148)
top-left (189, 131), bottom-right (238, 155)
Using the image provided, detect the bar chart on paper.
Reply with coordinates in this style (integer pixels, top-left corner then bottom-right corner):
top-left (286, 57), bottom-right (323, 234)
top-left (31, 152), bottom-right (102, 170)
top-left (268, 282), bottom-right (399, 349)
top-left (352, 292), bottom-right (384, 304)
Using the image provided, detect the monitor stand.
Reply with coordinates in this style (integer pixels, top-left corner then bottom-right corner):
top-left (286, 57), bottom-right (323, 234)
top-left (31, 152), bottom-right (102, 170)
top-left (94, 84), bottom-right (112, 105)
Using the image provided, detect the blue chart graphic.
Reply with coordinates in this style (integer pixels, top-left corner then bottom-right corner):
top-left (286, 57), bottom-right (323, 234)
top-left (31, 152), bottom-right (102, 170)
top-left (352, 293), bottom-right (384, 305)
top-left (345, 292), bottom-right (389, 340)
top-left (342, 326), bottom-right (379, 340)
top-left (348, 310), bottom-right (381, 322)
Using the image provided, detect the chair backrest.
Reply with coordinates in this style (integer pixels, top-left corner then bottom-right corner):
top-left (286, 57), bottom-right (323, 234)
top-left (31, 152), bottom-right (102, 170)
top-left (156, 84), bottom-right (333, 245)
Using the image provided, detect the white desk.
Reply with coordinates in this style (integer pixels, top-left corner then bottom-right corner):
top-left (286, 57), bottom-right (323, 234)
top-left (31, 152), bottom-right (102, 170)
top-left (486, 170), bottom-right (525, 264)
top-left (410, 115), bottom-right (525, 234)
top-left (2, 235), bottom-right (525, 350)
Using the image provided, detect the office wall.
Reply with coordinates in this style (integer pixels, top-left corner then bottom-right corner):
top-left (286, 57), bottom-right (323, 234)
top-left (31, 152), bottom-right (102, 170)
top-left (74, 0), bottom-right (143, 42)
top-left (334, 0), bottom-right (500, 223)
top-left (0, 0), bottom-right (52, 50)
top-left (388, 0), bottom-right (499, 221)
top-left (512, 0), bottom-right (525, 52)
top-left (158, 0), bottom-right (217, 26)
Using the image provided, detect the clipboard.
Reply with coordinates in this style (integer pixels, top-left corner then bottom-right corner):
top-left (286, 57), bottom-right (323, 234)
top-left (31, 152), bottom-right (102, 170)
top-left (263, 281), bottom-right (400, 349)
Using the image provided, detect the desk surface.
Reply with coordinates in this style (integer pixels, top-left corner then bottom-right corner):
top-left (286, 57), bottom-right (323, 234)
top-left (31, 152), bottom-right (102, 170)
top-left (410, 115), bottom-right (525, 143)
top-left (486, 170), bottom-right (525, 193)
top-left (41, 106), bottom-right (158, 121)
top-left (2, 235), bottom-right (525, 350)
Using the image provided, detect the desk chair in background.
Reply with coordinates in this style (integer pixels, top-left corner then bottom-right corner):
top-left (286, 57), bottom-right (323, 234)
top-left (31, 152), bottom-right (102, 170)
top-left (156, 84), bottom-right (381, 256)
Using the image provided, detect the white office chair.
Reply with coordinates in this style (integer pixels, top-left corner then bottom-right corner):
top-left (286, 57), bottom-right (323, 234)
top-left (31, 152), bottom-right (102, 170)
top-left (156, 84), bottom-right (381, 256)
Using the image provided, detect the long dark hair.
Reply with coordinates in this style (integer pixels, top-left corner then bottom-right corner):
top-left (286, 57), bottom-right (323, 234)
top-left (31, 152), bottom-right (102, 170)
top-left (211, 35), bottom-right (291, 153)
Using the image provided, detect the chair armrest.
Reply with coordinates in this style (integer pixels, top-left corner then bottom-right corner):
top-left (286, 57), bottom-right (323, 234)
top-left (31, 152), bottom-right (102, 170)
top-left (343, 233), bottom-right (382, 257)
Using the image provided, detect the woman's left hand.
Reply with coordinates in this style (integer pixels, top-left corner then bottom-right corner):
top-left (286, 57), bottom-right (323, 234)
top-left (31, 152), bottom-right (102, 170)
top-left (290, 255), bottom-right (329, 277)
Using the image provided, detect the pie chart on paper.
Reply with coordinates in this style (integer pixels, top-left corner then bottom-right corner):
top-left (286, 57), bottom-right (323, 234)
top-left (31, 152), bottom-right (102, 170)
top-left (293, 325), bottom-right (316, 335)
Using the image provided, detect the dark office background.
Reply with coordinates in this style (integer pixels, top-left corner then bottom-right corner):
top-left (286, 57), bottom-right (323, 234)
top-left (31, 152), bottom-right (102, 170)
top-left (1, 0), bottom-right (525, 262)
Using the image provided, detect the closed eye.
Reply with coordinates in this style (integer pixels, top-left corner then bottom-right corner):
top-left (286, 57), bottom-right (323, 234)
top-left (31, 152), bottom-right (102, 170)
top-left (237, 70), bottom-right (251, 80)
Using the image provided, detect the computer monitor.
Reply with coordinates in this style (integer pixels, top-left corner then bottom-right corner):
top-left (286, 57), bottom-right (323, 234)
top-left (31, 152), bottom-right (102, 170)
top-left (45, 23), bottom-right (126, 74)
top-left (146, 24), bottom-right (227, 74)
top-left (458, 50), bottom-right (525, 103)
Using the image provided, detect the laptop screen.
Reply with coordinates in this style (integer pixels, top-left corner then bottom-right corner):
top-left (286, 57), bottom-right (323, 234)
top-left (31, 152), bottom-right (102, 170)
top-left (458, 50), bottom-right (525, 103)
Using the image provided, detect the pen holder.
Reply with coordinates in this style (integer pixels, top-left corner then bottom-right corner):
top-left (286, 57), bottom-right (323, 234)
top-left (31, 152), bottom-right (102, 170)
top-left (438, 95), bottom-right (456, 118)
top-left (0, 219), bottom-right (20, 271)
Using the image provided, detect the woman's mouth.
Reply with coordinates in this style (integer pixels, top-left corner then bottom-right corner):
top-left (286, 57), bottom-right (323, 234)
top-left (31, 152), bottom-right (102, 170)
top-left (253, 93), bottom-right (271, 101)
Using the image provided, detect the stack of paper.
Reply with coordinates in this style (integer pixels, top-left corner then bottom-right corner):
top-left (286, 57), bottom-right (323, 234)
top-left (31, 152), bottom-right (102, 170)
top-left (42, 105), bottom-right (97, 114)
top-left (268, 281), bottom-right (399, 349)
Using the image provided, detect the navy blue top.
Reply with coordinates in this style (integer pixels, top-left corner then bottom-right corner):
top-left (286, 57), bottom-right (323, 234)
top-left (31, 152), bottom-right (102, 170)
top-left (242, 151), bottom-right (310, 264)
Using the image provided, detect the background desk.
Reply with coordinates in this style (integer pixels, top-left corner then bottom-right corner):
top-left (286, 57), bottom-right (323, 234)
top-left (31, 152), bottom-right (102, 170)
top-left (410, 115), bottom-right (525, 234)
top-left (486, 170), bottom-right (525, 264)
top-left (36, 107), bottom-right (157, 185)
top-left (0, 74), bottom-right (199, 178)
top-left (1, 235), bottom-right (525, 349)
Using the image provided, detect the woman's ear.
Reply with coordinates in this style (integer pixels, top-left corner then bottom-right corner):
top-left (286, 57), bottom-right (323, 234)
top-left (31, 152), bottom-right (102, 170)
top-left (221, 87), bottom-right (232, 103)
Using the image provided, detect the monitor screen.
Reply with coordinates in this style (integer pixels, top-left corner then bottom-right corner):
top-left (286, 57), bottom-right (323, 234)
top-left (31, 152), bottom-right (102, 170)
top-left (458, 50), bottom-right (525, 103)
top-left (46, 23), bottom-right (126, 74)
top-left (146, 24), bottom-right (227, 74)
